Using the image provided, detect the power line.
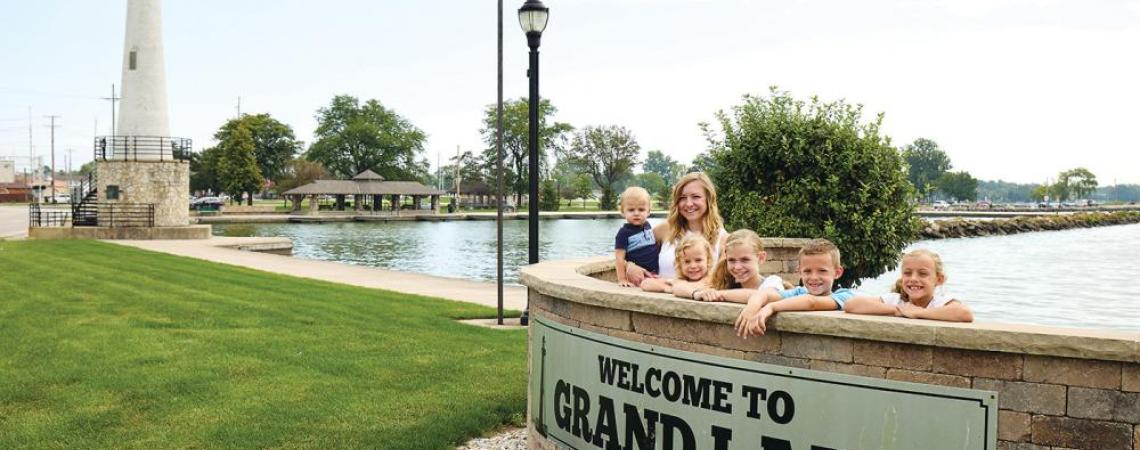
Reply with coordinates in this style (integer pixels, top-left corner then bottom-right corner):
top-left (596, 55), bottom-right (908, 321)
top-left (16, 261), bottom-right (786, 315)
top-left (0, 86), bottom-right (102, 100)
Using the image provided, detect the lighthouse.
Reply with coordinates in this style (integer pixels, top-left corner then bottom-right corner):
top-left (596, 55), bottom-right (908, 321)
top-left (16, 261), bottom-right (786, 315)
top-left (117, 0), bottom-right (170, 140)
top-left (90, 0), bottom-right (201, 236)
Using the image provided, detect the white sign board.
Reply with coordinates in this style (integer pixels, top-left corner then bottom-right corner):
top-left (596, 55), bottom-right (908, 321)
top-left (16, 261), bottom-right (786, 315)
top-left (530, 317), bottom-right (997, 450)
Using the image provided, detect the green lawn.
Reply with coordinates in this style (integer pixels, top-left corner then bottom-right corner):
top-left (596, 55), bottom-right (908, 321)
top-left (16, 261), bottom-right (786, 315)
top-left (0, 240), bottom-right (527, 449)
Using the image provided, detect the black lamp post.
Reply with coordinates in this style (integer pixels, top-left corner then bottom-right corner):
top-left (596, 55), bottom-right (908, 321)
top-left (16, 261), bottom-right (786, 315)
top-left (518, 0), bottom-right (548, 327)
top-left (519, 0), bottom-right (548, 266)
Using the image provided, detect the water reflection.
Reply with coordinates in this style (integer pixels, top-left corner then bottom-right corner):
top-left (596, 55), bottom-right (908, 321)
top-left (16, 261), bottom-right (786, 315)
top-left (214, 220), bottom-right (1140, 331)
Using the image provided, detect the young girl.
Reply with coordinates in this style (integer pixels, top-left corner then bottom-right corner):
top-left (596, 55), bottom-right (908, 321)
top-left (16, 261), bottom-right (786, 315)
top-left (674, 229), bottom-right (782, 302)
top-left (641, 234), bottom-right (713, 293)
top-left (844, 249), bottom-right (974, 322)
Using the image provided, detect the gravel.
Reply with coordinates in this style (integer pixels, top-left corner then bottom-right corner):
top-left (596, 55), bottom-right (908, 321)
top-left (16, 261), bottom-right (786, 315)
top-left (456, 427), bottom-right (528, 450)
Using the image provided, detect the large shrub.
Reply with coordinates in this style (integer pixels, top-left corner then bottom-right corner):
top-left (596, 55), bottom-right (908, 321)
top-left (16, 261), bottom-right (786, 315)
top-left (703, 89), bottom-right (920, 287)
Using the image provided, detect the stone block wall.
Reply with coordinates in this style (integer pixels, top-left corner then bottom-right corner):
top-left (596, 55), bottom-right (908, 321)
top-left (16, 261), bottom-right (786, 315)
top-left (97, 160), bottom-right (189, 227)
top-left (522, 258), bottom-right (1140, 450)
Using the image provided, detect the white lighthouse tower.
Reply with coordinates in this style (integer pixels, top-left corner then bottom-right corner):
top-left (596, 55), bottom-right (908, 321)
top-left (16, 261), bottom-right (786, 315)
top-left (89, 0), bottom-right (203, 237)
top-left (117, 0), bottom-right (170, 140)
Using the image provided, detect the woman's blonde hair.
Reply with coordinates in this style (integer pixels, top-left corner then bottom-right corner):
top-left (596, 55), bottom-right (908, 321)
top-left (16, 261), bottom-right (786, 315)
top-left (708, 229), bottom-right (764, 290)
top-left (673, 234), bottom-right (713, 281)
top-left (667, 172), bottom-right (723, 247)
top-left (892, 249), bottom-right (948, 300)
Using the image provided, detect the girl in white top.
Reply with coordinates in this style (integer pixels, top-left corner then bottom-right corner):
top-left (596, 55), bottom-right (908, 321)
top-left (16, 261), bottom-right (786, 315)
top-left (626, 172), bottom-right (729, 282)
top-left (673, 229), bottom-right (784, 302)
top-left (641, 234), bottom-right (714, 294)
top-left (844, 249), bottom-right (974, 322)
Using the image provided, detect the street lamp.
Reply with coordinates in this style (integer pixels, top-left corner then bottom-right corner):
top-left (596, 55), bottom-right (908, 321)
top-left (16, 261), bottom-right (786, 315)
top-left (519, 0), bottom-right (548, 327)
top-left (519, 0), bottom-right (548, 268)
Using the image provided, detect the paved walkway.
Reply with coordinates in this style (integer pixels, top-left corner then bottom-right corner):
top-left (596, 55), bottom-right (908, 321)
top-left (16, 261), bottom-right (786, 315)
top-left (0, 205), bottom-right (29, 239)
top-left (110, 237), bottom-right (529, 311)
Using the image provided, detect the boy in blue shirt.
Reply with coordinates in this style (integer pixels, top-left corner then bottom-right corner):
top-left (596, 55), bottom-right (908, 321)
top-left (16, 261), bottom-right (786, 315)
top-left (734, 239), bottom-right (855, 336)
top-left (614, 187), bottom-right (658, 287)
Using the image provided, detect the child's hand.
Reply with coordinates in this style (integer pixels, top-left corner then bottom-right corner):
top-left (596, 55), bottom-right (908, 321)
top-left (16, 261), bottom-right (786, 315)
top-left (618, 279), bottom-right (637, 288)
top-left (745, 305), bottom-right (775, 336)
top-left (897, 303), bottom-right (923, 319)
top-left (735, 296), bottom-right (766, 336)
top-left (694, 289), bottom-right (723, 302)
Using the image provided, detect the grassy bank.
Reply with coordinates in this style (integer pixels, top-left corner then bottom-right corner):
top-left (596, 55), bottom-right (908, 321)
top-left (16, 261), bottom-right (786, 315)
top-left (0, 240), bottom-right (526, 449)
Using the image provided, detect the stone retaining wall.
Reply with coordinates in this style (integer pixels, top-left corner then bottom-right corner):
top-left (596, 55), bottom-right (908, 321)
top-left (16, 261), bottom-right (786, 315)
top-left (922, 212), bottom-right (1140, 239)
top-left (521, 258), bottom-right (1140, 450)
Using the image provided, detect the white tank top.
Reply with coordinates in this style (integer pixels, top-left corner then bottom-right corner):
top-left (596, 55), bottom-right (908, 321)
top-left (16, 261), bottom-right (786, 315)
top-left (658, 228), bottom-right (728, 279)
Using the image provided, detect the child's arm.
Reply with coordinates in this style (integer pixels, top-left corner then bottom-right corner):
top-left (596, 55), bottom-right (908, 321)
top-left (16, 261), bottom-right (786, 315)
top-left (671, 280), bottom-right (704, 299)
top-left (694, 288), bottom-right (756, 303)
top-left (898, 300), bottom-right (974, 322)
top-left (614, 250), bottom-right (636, 287)
top-left (640, 278), bottom-right (673, 293)
top-left (843, 295), bottom-right (901, 316)
top-left (744, 294), bottom-right (840, 336)
top-left (734, 288), bottom-right (781, 336)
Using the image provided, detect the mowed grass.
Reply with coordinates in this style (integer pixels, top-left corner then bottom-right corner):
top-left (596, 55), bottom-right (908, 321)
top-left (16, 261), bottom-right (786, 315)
top-left (0, 240), bottom-right (527, 449)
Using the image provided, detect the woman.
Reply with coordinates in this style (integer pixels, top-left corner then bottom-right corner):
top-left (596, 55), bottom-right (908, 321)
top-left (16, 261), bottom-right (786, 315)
top-left (626, 172), bottom-right (728, 285)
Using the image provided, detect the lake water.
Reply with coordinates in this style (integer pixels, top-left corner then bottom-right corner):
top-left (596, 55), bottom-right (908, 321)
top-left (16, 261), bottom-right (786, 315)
top-left (213, 220), bottom-right (1140, 331)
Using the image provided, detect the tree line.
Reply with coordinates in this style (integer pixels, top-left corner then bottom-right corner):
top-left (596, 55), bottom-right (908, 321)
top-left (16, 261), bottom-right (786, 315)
top-left (190, 94), bottom-right (688, 210)
top-left (900, 138), bottom-right (1110, 204)
top-left (190, 93), bottom-right (1133, 210)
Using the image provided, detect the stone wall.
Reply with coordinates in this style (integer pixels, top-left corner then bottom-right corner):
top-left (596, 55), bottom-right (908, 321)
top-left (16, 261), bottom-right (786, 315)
top-left (922, 212), bottom-right (1140, 239)
top-left (521, 258), bottom-right (1140, 450)
top-left (97, 160), bottom-right (189, 227)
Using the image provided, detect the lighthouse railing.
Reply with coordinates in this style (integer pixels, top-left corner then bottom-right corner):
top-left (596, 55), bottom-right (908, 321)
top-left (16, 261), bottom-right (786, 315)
top-left (94, 136), bottom-right (193, 162)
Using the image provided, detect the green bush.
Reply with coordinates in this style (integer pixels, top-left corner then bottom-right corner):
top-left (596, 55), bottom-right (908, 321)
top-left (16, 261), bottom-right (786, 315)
top-left (704, 88), bottom-right (921, 287)
top-left (540, 179), bottom-right (561, 211)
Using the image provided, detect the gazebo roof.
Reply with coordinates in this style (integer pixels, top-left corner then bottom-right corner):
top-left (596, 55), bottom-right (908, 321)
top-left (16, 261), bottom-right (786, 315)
top-left (352, 170), bottom-right (385, 181)
top-left (283, 171), bottom-right (444, 196)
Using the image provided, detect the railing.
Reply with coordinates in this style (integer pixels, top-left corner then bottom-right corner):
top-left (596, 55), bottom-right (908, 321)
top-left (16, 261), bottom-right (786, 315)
top-left (93, 136), bottom-right (193, 162)
top-left (29, 203), bottom-right (154, 228)
top-left (28, 203), bottom-right (71, 227)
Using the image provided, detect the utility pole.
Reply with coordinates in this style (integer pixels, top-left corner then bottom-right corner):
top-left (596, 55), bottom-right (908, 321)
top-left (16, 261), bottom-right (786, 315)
top-left (236, 96), bottom-right (241, 119)
top-left (454, 145), bottom-right (463, 211)
top-left (27, 107), bottom-right (33, 185)
top-left (102, 84), bottom-right (119, 141)
top-left (45, 115), bottom-right (61, 200)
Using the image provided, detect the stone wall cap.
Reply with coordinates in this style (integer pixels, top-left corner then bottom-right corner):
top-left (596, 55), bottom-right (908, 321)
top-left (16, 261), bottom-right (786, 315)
top-left (521, 258), bottom-right (1140, 363)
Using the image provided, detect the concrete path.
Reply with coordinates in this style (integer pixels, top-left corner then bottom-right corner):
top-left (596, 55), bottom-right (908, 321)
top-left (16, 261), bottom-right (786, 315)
top-left (0, 205), bottom-right (29, 239)
top-left (110, 237), bottom-right (529, 311)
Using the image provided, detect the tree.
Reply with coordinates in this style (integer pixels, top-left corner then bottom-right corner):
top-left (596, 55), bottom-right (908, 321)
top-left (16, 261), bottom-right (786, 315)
top-left (276, 159), bottom-right (328, 197)
top-left (935, 171), bottom-right (978, 201)
top-left (565, 125), bottom-right (642, 210)
top-left (306, 95), bottom-right (429, 180)
top-left (190, 146), bottom-right (223, 194)
top-left (215, 114), bottom-right (301, 185)
top-left (78, 161), bottom-right (96, 177)
top-left (1058, 167), bottom-right (1098, 200)
top-left (635, 172), bottom-right (667, 207)
top-left (479, 98), bottom-right (572, 207)
top-left (216, 124), bottom-right (264, 205)
top-left (643, 150), bottom-right (685, 187)
top-left (572, 174), bottom-right (594, 208)
top-left (703, 88), bottom-right (920, 287)
top-left (539, 179), bottom-right (560, 211)
top-left (902, 138), bottom-right (952, 200)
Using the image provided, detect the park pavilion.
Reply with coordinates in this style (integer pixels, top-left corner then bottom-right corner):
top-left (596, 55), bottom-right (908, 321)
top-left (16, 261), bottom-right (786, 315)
top-left (282, 170), bottom-right (445, 214)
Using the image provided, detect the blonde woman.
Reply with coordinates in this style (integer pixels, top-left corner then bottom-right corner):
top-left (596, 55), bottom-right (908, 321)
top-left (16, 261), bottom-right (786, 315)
top-left (625, 172), bottom-right (728, 285)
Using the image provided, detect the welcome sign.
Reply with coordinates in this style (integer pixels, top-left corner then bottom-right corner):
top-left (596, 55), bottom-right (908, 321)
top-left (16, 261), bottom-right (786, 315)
top-left (529, 317), bottom-right (997, 450)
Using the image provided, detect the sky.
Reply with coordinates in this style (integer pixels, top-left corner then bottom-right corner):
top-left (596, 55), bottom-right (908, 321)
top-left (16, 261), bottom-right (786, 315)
top-left (2, 0), bottom-right (1138, 184)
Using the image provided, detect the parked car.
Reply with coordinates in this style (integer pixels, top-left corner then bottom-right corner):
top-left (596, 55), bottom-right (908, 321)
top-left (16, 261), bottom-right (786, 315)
top-left (932, 201), bottom-right (951, 210)
top-left (48, 194), bottom-right (72, 203)
top-left (190, 196), bottom-right (225, 211)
